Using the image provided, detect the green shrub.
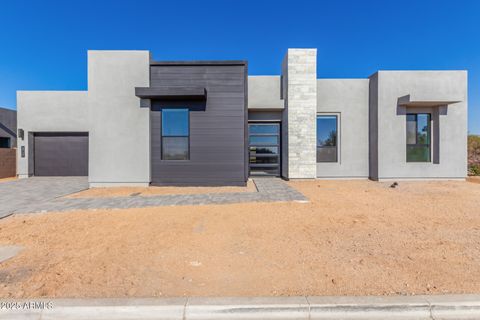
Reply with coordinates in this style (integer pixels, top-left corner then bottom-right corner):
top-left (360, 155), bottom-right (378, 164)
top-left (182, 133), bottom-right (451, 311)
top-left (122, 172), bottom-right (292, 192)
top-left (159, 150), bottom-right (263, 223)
top-left (470, 164), bottom-right (480, 176)
top-left (468, 135), bottom-right (480, 176)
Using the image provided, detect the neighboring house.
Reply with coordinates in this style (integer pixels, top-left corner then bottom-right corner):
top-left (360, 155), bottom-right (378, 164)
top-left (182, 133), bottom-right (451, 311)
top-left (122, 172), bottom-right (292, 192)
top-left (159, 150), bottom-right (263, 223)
top-left (16, 49), bottom-right (468, 186)
top-left (0, 107), bottom-right (17, 178)
top-left (0, 107), bottom-right (16, 148)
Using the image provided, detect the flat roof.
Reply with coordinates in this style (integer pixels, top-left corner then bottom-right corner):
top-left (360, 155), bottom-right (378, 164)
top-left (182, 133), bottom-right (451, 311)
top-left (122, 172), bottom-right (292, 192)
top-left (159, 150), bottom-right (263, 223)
top-left (150, 60), bottom-right (247, 66)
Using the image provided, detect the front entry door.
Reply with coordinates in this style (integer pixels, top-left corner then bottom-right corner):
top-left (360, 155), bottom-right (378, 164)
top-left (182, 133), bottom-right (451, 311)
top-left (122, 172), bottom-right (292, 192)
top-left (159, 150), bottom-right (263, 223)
top-left (248, 123), bottom-right (281, 176)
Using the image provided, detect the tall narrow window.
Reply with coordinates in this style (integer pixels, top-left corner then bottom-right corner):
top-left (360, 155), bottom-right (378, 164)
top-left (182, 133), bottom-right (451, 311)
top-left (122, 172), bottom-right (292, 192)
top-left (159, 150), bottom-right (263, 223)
top-left (162, 108), bottom-right (189, 160)
top-left (406, 113), bottom-right (431, 162)
top-left (317, 115), bottom-right (338, 162)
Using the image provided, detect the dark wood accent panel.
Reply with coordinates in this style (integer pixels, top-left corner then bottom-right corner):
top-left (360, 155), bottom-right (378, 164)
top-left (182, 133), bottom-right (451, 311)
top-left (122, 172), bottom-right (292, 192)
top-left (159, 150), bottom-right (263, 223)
top-left (150, 63), bottom-right (247, 186)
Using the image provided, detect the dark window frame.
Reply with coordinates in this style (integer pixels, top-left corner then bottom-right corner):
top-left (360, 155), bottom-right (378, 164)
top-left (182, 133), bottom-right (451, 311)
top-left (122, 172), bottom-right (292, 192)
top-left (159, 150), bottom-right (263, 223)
top-left (316, 115), bottom-right (338, 163)
top-left (0, 137), bottom-right (11, 148)
top-left (406, 113), bottom-right (431, 163)
top-left (248, 122), bottom-right (281, 176)
top-left (161, 108), bottom-right (190, 161)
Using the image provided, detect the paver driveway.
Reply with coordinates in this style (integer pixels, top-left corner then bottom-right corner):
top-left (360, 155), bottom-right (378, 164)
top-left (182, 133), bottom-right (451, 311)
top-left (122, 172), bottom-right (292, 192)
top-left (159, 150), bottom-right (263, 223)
top-left (0, 177), bottom-right (88, 219)
top-left (0, 177), bottom-right (306, 216)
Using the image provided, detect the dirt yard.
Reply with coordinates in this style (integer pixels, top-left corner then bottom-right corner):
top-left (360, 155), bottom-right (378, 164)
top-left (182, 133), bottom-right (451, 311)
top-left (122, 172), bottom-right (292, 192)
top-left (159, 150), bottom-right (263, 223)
top-left (467, 176), bottom-right (480, 184)
top-left (0, 179), bottom-right (479, 298)
top-left (67, 180), bottom-right (257, 198)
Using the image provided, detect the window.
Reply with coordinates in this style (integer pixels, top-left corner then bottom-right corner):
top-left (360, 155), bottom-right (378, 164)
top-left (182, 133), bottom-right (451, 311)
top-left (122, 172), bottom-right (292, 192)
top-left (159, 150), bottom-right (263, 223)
top-left (317, 115), bottom-right (338, 162)
top-left (0, 137), bottom-right (10, 148)
top-left (161, 108), bottom-right (189, 160)
top-left (406, 113), bottom-right (431, 162)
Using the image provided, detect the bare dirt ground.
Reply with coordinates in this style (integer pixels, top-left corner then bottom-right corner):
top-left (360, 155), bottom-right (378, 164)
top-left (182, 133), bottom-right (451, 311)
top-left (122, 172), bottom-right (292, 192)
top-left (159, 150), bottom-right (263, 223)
top-left (0, 180), bottom-right (479, 298)
top-left (67, 180), bottom-right (257, 198)
top-left (467, 176), bottom-right (480, 184)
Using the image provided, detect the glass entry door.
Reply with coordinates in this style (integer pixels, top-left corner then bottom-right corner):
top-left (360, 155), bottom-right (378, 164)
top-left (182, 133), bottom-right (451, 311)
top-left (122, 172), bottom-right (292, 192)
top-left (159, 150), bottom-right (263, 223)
top-left (249, 123), bottom-right (281, 176)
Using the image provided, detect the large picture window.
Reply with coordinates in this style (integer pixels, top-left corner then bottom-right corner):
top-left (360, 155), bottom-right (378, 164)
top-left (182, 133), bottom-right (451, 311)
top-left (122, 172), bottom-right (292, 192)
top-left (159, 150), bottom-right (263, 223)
top-left (406, 113), bottom-right (431, 162)
top-left (317, 115), bottom-right (338, 162)
top-left (161, 108), bottom-right (189, 160)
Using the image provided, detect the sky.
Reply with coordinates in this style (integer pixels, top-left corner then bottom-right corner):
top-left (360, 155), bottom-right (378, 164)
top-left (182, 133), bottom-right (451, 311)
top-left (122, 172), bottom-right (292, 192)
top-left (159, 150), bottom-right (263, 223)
top-left (0, 0), bottom-right (479, 134)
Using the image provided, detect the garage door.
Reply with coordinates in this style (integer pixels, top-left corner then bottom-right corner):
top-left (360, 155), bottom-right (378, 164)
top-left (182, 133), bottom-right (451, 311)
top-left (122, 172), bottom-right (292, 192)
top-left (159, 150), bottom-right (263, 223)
top-left (34, 132), bottom-right (88, 176)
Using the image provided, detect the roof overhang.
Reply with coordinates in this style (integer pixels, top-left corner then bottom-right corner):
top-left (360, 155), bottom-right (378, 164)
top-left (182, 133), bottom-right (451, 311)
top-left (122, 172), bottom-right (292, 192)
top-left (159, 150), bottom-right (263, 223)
top-left (397, 94), bottom-right (462, 107)
top-left (135, 86), bottom-right (206, 100)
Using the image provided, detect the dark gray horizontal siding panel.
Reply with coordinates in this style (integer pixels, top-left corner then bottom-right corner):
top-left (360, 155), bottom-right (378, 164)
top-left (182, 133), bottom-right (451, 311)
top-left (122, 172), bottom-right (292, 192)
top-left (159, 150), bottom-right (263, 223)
top-left (187, 138), bottom-right (245, 147)
top-left (152, 160), bottom-right (245, 168)
top-left (190, 119), bottom-right (245, 128)
top-left (192, 128), bottom-right (245, 134)
top-left (197, 99), bottom-right (245, 107)
top-left (150, 74), bottom-right (245, 82)
top-left (204, 93), bottom-right (245, 99)
top-left (150, 69), bottom-right (242, 81)
top-left (150, 71), bottom-right (245, 77)
top-left (149, 79), bottom-right (245, 87)
top-left (150, 60), bottom-right (247, 67)
top-left (135, 86), bottom-right (206, 99)
top-left (150, 162), bottom-right (244, 172)
top-left (151, 179), bottom-right (245, 187)
top-left (150, 63), bottom-right (247, 186)
top-left (151, 160), bottom-right (245, 168)
top-left (152, 168), bottom-right (244, 179)
top-left (151, 72), bottom-right (245, 79)
top-left (150, 65), bottom-right (245, 73)
top-left (151, 149), bottom-right (245, 162)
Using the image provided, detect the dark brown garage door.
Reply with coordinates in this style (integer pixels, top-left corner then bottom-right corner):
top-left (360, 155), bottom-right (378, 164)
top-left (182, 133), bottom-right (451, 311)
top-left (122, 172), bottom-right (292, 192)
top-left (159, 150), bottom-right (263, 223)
top-left (34, 132), bottom-right (88, 176)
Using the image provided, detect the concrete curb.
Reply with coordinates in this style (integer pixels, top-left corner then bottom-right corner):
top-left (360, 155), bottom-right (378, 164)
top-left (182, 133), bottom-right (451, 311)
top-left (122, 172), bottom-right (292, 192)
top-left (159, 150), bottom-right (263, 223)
top-left (0, 294), bottom-right (479, 319)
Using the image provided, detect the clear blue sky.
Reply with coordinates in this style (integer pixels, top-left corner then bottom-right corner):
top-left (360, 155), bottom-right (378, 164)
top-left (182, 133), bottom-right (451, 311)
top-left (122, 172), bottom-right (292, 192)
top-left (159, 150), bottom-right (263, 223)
top-left (0, 0), bottom-right (479, 133)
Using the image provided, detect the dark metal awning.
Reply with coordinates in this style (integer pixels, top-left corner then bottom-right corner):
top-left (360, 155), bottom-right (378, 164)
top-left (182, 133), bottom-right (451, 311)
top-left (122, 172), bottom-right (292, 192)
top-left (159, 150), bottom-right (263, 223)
top-left (135, 86), bottom-right (206, 100)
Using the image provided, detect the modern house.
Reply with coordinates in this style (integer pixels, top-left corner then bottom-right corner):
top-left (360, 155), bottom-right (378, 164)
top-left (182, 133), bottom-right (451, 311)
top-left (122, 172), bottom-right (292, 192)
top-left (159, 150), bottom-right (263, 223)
top-left (0, 107), bottom-right (17, 178)
top-left (16, 49), bottom-right (468, 186)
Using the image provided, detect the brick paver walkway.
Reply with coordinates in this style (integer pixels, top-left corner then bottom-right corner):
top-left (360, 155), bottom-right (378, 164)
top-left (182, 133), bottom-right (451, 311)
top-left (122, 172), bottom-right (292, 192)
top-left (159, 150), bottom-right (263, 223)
top-left (0, 177), bottom-right (88, 219)
top-left (1, 177), bottom-right (307, 217)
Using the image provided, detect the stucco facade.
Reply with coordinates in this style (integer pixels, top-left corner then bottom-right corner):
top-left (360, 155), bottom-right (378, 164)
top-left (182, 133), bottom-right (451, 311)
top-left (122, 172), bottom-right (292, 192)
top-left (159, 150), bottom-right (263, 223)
top-left (16, 91), bottom-right (89, 178)
top-left (16, 48), bottom-right (468, 186)
top-left (370, 71), bottom-right (467, 180)
top-left (87, 51), bottom-right (151, 187)
top-left (316, 79), bottom-right (370, 179)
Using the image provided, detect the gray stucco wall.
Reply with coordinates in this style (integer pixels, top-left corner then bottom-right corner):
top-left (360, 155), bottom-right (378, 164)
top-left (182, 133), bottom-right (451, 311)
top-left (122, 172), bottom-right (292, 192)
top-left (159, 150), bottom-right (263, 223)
top-left (88, 51), bottom-right (150, 187)
top-left (316, 79), bottom-right (369, 178)
top-left (0, 107), bottom-right (17, 148)
top-left (17, 51), bottom-right (150, 186)
top-left (16, 91), bottom-right (89, 178)
top-left (248, 76), bottom-right (283, 110)
top-left (374, 71), bottom-right (468, 179)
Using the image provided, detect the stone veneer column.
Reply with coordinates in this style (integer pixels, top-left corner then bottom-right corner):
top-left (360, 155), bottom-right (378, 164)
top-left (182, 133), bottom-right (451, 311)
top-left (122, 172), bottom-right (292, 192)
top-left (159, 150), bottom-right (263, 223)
top-left (281, 48), bottom-right (317, 179)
